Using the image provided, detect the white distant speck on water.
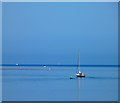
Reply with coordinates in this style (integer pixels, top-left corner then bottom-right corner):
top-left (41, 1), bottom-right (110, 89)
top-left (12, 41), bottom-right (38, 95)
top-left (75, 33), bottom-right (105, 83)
top-left (16, 64), bottom-right (19, 66)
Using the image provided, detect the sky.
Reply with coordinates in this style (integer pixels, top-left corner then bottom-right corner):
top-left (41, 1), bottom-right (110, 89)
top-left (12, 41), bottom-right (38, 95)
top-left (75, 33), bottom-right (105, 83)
top-left (2, 2), bottom-right (118, 65)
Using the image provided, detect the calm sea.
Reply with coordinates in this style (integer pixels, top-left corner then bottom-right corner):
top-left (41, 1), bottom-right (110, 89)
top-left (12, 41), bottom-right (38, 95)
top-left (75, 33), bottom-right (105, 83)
top-left (2, 66), bottom-right (118, 101)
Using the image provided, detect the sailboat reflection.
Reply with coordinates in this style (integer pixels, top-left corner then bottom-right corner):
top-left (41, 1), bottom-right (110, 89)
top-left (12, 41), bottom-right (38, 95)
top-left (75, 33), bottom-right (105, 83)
top-left (78, 78), bottom-right (80, 101)
top-left (77, 77), bottom-right (84, 101)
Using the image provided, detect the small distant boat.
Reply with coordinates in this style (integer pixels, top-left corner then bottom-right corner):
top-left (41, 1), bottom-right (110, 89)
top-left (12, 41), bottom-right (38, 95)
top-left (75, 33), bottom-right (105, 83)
top-left (16, 64), bottom-right (19, 66)
top-left (76, 52), bottom-right (85, 77)
top-left (43, 65), bottom-right (46, 67)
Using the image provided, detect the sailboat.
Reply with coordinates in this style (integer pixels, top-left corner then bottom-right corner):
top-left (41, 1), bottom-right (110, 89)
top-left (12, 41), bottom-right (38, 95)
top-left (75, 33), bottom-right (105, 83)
top-left (76, 52), bottom-right (85, 77)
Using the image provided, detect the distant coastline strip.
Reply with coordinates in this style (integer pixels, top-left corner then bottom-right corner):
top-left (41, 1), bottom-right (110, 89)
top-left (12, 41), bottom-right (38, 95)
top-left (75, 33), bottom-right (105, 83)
top-left (0, 64), bottom-right (119, 67)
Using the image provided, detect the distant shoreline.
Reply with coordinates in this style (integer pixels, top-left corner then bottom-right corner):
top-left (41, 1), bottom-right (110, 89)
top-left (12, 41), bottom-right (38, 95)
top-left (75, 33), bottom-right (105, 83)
top-left (0, 64), bottom-right (119, 67)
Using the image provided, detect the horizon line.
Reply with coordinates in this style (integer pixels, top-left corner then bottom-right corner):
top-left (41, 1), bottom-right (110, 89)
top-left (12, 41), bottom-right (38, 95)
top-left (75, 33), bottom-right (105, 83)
top-left (0, 64), bottom-right (119, 67)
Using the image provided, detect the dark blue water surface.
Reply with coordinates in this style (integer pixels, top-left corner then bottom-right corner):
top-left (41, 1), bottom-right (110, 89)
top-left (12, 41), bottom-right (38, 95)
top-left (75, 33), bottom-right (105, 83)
top-left (2, 66), bottom-right (118, 101)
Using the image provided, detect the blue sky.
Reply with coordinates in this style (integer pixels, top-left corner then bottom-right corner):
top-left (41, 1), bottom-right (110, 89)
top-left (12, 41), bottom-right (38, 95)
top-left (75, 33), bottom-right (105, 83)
top-left (2, 2), bottom-right (118, 65)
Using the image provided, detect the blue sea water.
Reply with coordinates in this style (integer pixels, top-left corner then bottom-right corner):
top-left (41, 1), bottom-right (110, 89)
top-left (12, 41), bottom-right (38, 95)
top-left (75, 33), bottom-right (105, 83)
top-left (2, 66), bottom-right (118, 101)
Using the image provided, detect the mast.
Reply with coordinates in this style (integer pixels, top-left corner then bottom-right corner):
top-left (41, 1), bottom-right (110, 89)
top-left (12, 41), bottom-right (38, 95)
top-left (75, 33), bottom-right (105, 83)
top-left (78, 52), bottom-right (80, 73)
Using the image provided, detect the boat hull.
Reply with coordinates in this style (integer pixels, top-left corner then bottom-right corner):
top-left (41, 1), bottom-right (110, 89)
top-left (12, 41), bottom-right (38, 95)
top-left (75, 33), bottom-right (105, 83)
top-left (76, 74), bottom-right (85, 77)
top-left (76, 75), bottom-right (85, 77)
